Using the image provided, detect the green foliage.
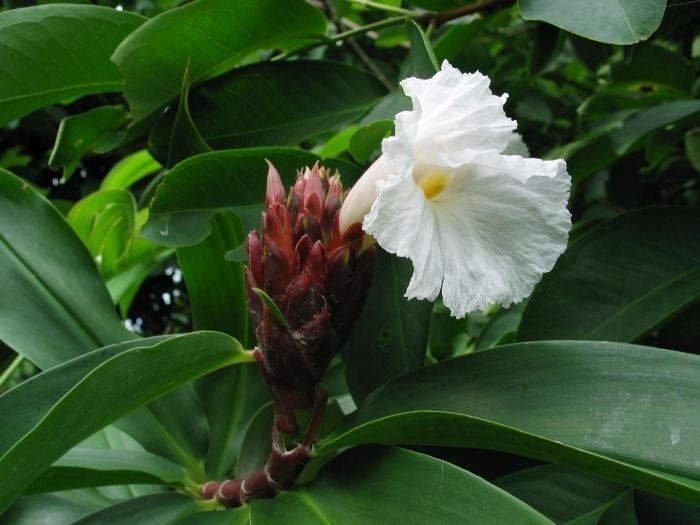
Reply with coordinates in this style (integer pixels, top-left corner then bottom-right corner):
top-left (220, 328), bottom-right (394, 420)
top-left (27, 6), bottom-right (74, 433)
top-left (1, 0), bottom-right (699, 522)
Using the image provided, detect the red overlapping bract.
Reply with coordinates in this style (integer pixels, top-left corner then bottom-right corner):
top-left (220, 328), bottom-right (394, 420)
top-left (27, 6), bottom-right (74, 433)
top-left (245, 162), bottom-right (375, 434)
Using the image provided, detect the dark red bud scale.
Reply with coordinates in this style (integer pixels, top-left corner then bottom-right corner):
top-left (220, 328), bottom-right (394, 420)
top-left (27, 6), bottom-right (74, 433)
top-left (245, 161), bottom-right (376, 434)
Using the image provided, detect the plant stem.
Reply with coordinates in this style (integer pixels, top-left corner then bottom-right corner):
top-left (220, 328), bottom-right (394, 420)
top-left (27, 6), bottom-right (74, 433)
top-left (0, 354), bottom-right (23, 390)
top-left (347, 0), bottom-right (418, 17)
top-left (272, 16), bottom-right (410, 61)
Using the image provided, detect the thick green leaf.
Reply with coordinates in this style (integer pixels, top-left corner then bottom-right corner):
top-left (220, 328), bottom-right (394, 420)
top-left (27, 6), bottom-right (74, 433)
top-left (0, 337), bottom-right (168, 460)
top-left (198, 364), bottom-right (269, 480)
top-left (74, 493), bottom-right (201, 525)
top-left (519, 0), bottom-right (665, 45)
top-left (174, 508), bottom-right (250, 525)
top-left (177, 213), bottom-right (248, 341)
top-left (0, 168), bottom-right (132, 368)
top-left (348, 120), bottom-right (393, 164)
top-left (0, 490), bottom-right (106, 525)
top-left (236, 403), bottom-right (274, 478)
top-left (27, 447), bottom-right (187, 494)
top-left (101, 150), bottom-right (162, 190)
top-left (322, 341), bottom-right (700, 506)
top-left (162, 62), bottom-right (213, 168)
top-left (518, 208), bottom-right (700, 343)
top-left (49, 106), bottom-right (129, 181)
top-left (142, 148), bottom-right (319, 246)
top-left (250, 446), bottom-right (553, 524)
top-left (341, 250), bottom-right (433, 402)
top-left (68, 189), bottom-right (137, 278)
top-left (475, 302), bottom-right (525, 350)
top-left (0, 5), bottom-right (144, 126)
top-left (405, 20), bottom-right (439, 79)
top-left (496, 465), bottom-right (632, 524)
top-left (611, 100), bottom-right (700, 154)
top-left (111, 0), bottom-right (327, 126)
top-left (0, 332), bottom-right (251, 513)
top-left (149, 61), bottom-right (385, 158)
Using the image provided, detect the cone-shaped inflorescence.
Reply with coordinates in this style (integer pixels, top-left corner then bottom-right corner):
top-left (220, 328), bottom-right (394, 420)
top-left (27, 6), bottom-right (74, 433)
top-left (246, 161), bottom-right (376, 435)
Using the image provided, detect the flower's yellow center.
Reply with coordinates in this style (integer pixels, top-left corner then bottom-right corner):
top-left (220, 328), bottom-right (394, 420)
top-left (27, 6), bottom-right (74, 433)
top-left (417, 168), bottom-right (452, 200)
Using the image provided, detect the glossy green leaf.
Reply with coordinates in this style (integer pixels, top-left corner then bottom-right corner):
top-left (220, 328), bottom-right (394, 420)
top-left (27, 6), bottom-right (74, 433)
top-left (0, 491), bottom-right (106, 525)
top-left (406, 20), bottom-right (439, 79)
top-left (250, 446), bottom-right (553, 524)
top-left (496, 465), bottom-right (632, 524)
top-left (101, 150), bottom-right (162, 190)
top-left (518, 208), bottom-right (700, 343)
top-left (142, 148), bottom-right (319, 247)
top-left (177, 213), bottom-right (248, 340)
top-left (611, 100), bottom-right (700, 154)
top-left (0, 332), bottom-right (251, 513)
top-left (341, 250), bottom-right (433, 402)
top-left (27, 448), bottom-right (188, 494)
top-left (0, 336), bottom-right (168, 460)
top-left (49, 106), bottom-right (129, 181)
top-left (162, 61), bottom-right (212, 168)
top-left (348, 120), bottom-right (393, 164)
top-left (68, 189), bottom-right (137, 278)
top-left (174, 508), bottom-right (250, 525)
top-left (149, 61), bottom-right (385, 158)
top-left (111, 0), bottom-right (327, 126)
top-left (236, 403), bottom-right (274, 478)
top-left (475, 302), bottom-right (525, 350)
top-left (686, 128), bottom-right (700, 173)
top-left (0, 169), bottom-right (133, 368)
top-left (519, 0), bottom-right (665, 45)
top-left (322, 341), bottom-right (700, 506)
top-left (74, 493), bottom-right (201, 525)
top-left (198, 363), bottom-right (269, 480)
top-left (0, 5), bottom-right (144, 126)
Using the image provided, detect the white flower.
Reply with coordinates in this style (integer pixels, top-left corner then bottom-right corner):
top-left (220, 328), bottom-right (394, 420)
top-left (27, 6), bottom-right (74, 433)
top-left (339, 61), bottom-right (571, 318)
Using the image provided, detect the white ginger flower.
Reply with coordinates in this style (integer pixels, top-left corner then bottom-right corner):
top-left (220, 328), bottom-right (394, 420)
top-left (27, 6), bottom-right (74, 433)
top-left (339, 61), bottom-right (571, 318)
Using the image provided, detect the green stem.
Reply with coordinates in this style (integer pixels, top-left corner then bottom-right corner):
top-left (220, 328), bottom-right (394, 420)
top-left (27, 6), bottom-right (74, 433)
top-left (272, 16), bottom-right (410, 61)
top-left (0, 354), bottom-right (24, 389)
top-left (347, 0), bottom-right (418, 17)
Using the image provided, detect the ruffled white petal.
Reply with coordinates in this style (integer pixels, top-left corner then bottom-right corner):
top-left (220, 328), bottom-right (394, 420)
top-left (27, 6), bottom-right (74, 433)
top-left (347, 60), bottom-right (572, 318)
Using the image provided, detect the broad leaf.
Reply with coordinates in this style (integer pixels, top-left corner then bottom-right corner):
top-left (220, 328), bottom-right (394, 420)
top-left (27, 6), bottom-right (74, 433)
top-left (27, 448), bottom-right (188, 494)
top-left (111, 0), bottom-right (327, 126)
top-left (101, 150), bottom-right (162, 190)
top-left (0, 332), bottom-right (252, 513)
top-left (405, 20), bottom-right (439, 79)
top-left (149, 61), bottom-right (386, 157)
top-left (142, 148), bottom-right (318, 247)
top-left (341, 250), bottom-right (433, 402)
top-left (74, 493), bottom-right (201, 525)
top-left (518, 208), bottom-right (700, 342)
top-left (0, 168), bottom-right (132, 368)
top-left (322, 341), bottom-right (700, 506)
top-left (496, 465), bottom-right (633, 524)
top-left (0, 5), bottom-right (144, 125)
top-left (49, 106), bottom-right (129, 181)
top-left (250, 446), bottom-right (553, 524)
top-left (519, 0), bottom-right (665, 45)
top-left (348, 120), bottom-right (393, 165)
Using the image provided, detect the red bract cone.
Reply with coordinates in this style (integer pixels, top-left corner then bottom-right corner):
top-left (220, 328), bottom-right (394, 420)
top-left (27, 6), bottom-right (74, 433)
top-left (246, 162), bottom-right (376, 435)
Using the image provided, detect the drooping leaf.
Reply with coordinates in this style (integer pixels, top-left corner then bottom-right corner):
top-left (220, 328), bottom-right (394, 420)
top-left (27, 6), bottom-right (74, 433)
top-left (149, 61), bottom-right (385, 159)
top-left (495, 465), bottom-right (633, 524)
top-left (611, 100), bottom-right (700, 154)
top-left (405, 20), bottom-right (439, 79)
top-left (348, 120), bottom-right (393, 164)
top-left (341, 250), bottom-right (433, 402)
top-left (518, 208), bottom-right (700, 343)
top-left (0, 5), bottom-right (145, 126)
top-left (142, 148), bottom-right (318, 247)
top-left (49, 106), bottom-right (129, 181)
top-left (111, 0), bottom-right (327, 126)
top-left (27, 447), bottom-right (188, 494)
top-left (519, 0), bottom-right (665, 45)
top-left (250, 446), bottom-right (554, 524)
top-left (73, 493), bottom-right (201, 525)
top-left (101, 150), bottom-right (162, 190)
top-left (322, 341), bottom-right (700, 506)
top-left (0, 168), bottom-right (133, 368)
top-left (0, 332), bottom-right (252, 513)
